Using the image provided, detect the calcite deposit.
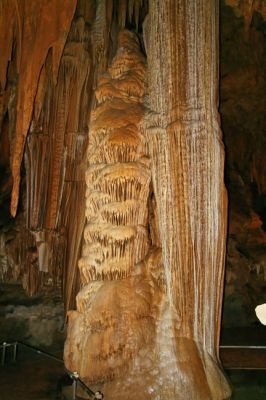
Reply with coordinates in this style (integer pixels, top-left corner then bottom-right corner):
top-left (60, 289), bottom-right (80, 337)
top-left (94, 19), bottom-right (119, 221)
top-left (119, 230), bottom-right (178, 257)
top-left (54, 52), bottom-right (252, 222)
top-left (64, 28), bottom-right (158, 384)
top-left (5, 0), bottom-right (266, 398)
top-left (64, 2), bottom-right (230, 395)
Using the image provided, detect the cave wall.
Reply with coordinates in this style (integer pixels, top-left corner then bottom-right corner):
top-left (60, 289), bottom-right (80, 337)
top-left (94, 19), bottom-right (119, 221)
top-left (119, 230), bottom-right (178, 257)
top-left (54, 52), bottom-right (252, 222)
top-left (0, 282), bottom-right (64, 350)
top-left (221, 0), bottom-right (266, 326)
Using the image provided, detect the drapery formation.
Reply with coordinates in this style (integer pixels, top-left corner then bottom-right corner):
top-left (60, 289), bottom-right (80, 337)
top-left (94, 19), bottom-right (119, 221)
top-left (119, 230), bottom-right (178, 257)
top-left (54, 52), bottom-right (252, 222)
top-left (0, 0), bottom-right (77, 217)
top-left (0, 1), bottom-right (93, 305)
top-left (0, 1), bottom-right (231, 398)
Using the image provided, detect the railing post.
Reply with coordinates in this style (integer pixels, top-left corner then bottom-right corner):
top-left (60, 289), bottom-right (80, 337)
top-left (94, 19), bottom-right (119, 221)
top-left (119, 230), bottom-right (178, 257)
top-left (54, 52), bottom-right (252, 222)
top-left (72, 371), bottom-right (79, 400)
top-left (72, 379), bottom-right (77, 400)
top-left (13, 342), bottom-right (18, 362)
top-left (1, 342), bottom-right (7, 366)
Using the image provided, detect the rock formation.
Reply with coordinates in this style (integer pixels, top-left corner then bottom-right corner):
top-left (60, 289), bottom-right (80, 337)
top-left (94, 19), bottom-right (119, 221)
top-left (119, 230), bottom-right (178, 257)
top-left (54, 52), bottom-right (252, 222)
top-left (0, 0), bottom-right (77, 217)
top-left (0, 1), bottom-right (94, 308)
top-left (64, 2), bottom-right (231, 397)
top-left (6, 0), bottom-right (266, 398)
top-left (64, 28), bottom-right (159, 384)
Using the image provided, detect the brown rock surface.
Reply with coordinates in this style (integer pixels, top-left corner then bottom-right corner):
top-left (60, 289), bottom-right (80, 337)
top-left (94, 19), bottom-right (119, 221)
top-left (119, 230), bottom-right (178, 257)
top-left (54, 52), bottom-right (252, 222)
top-left (4, 0), bottom-right (266, 398)
top-left (0, 0), bottom-right (77, 216)
top-left (64, 0), bottom-right (231, 395)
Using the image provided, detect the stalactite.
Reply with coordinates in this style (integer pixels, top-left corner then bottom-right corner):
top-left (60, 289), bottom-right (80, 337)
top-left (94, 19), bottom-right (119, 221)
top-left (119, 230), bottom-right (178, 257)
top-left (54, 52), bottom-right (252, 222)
top-left (0, 3), bottom-right (94, 305)
top-left (22, 11), bottom-right (93, 308)
top-left (0, 0), bottom-right (77, 217)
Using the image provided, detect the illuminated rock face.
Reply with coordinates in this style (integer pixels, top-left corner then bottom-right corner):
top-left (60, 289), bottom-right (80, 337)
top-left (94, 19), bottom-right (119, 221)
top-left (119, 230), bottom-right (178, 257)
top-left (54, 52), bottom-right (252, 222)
top-left (0, 3), bottom-right (93, 305)
top-left (1, 1), bottom-right (232, 398)
top-left (64, 29), bottom-right (159, 384)
top-left (0, 0), bottom-right (77, 217)
top-left (65, 17), bottom-right (231, 399)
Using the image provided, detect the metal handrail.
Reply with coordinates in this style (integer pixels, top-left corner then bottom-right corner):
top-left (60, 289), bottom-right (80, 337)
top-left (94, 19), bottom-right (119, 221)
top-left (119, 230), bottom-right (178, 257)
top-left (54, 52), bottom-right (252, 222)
top-left (0, 341), bottom-right (18, 365)
top-left (66, 369), bottom-right (103, 399)
top-left (0, 341), bottom-right (104, 399)
top-left (3, 341), bottom-right (266, 396)
top-left (220, 344), bottom-right (266, 371)
top-left (19, 341), bottom-right (64, 363)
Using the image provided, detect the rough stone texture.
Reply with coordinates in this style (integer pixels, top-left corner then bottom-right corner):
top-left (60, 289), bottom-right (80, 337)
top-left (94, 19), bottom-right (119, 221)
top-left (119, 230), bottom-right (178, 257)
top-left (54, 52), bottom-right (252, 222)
top-left (0, 0), bottom-right (152, 311)
top-left (0, 0), bottom-right (77, 217)
top-left (0, 283), bottom-right (64, 349)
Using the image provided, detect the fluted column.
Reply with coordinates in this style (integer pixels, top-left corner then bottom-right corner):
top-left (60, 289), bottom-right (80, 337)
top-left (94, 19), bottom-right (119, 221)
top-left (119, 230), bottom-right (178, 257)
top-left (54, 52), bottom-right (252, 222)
top-left (143, 1), bottom-right (230, 398)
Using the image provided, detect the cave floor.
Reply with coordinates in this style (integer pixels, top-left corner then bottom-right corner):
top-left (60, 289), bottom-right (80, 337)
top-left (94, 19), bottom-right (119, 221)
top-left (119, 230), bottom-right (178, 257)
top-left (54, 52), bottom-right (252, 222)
top-left (0, 329), bottom-right (266, 399)
top-left (226, 370), bottom-right (266, 400)
top-left (0, 345), bottom-right (65, 400)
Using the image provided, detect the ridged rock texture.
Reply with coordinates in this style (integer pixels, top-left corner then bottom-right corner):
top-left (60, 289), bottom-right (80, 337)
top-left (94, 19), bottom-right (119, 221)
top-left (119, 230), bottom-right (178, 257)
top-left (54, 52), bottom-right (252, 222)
top-left (0, 0), bottom-right (77, 217)
top-left (0, 1), bottom-right (94, 307)
top-left (0, 0), bottom-right (234, 399)
top-left (64, 1), bottom-right (231, 398)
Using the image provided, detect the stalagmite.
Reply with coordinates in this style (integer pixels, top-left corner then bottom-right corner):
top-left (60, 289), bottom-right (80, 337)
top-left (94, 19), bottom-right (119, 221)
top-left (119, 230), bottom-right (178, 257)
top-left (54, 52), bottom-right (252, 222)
top-left (64, 30), bottom-right (161, 386)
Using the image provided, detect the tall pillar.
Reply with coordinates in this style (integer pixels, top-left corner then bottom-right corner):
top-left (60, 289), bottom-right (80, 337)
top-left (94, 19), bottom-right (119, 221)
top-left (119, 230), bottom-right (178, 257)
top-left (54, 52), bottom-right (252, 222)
top-left (143, 0), bottom-right (230, 398)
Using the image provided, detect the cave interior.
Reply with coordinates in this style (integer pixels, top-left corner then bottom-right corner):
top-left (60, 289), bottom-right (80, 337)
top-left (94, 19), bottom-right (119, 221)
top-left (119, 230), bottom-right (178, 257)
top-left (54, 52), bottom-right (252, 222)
top-left (0, 1), bottom-right (266, 399)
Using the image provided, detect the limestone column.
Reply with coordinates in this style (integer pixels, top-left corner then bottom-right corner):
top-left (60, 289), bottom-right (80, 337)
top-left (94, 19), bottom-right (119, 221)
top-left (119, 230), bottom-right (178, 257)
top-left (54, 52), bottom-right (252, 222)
top-left (143, 0), bottom-right (231, 398)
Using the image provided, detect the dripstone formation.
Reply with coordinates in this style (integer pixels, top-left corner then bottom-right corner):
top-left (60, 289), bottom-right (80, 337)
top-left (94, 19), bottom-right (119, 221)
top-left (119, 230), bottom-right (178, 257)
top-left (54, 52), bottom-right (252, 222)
top-left (0, 1), bottom-right (233, 399)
